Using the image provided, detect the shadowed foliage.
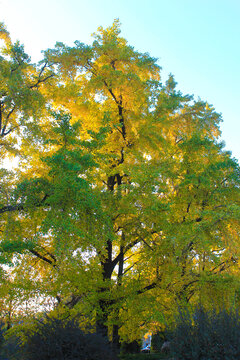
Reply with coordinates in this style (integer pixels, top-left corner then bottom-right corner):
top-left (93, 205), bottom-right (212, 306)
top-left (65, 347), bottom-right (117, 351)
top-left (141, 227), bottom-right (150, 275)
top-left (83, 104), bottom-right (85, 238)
top-left (169, 305), bottom-right (240, 360)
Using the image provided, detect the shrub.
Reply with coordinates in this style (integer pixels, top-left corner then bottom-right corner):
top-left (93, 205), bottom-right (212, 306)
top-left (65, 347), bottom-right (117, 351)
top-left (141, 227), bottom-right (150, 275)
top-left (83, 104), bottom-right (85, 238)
top-left (151, 331), bottom-right (166, 353)
top-left (0, 321), bottom-right (4, 348)
top-left (169, 305), bottom-right (240, 360)
top-left (0, 321), bottom-right (7, 359)
top-left (1, 334), bottom-right (20, 360)
top-left (9, 315), bottom-right (117, 360)
top-left (120, 340), bottom-right (141, 355)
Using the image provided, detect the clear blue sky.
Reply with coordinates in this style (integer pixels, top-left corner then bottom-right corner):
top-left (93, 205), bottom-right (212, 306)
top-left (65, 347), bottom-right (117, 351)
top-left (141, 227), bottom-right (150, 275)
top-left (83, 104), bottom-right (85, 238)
top-left (1, 0), bottom-right (240, 161)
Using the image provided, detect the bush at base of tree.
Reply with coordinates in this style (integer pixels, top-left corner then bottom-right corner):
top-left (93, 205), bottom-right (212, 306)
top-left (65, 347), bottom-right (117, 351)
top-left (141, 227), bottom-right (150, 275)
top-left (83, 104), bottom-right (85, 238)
top-left (150, 331), bottom-right (166, 353)
top-left (120, 340), bottom-right (141, 355)
top-left (5, 315), bottom-right (118, 360)
top-left (168, 305), bottom-right (240, 360)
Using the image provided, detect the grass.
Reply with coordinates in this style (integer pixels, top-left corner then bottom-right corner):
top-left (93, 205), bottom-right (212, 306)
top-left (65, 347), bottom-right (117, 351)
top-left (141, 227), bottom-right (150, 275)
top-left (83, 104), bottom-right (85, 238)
top-left (120, 353), bottom-right (170, 360)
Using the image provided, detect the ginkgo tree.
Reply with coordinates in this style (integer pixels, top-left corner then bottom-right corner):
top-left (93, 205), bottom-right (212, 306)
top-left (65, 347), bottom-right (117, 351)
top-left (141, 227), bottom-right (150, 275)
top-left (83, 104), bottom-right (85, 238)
top-left (1, 20), bottom-right (240, 347)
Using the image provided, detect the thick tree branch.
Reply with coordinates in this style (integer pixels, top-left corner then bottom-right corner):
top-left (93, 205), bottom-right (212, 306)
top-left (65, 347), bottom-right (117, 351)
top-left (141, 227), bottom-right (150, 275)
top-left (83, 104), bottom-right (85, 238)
top-left (28, 73), bottom-right (55, 89)
top-left (0, 193), bottom-right (49, 214)
top-left (136, 281), bottom-right (157, 295)
top-left (29, 249), bottom-right (56, 267)
top-left (0, 204), bottom-right (24, 214)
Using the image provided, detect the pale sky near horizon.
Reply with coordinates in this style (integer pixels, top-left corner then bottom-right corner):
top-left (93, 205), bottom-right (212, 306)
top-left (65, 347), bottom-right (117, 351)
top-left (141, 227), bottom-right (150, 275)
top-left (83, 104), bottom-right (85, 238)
top-left (1, 0), bottom-right (240, 161)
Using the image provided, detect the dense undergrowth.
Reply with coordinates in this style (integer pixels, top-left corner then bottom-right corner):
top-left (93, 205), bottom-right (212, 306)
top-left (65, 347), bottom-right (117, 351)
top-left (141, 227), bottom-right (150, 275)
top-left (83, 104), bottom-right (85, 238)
top-left (168, 305), bottom-right (240, 360)
top-left (0, 315), bottom-right (117, 360)
top-left (1, 306), bottom-right (240, 360)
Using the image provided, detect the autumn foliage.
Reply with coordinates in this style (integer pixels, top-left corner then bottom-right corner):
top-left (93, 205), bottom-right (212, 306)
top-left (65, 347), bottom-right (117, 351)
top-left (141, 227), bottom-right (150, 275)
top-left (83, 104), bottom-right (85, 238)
top-left (0, 20), bottom-right (240, 351)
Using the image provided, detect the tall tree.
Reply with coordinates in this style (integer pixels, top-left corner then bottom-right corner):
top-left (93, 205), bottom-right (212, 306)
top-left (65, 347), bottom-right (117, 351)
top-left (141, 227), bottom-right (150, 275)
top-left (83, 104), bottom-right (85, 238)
top-left (1, 20), bottom-right (240, 346)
